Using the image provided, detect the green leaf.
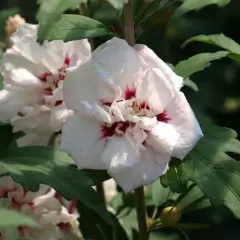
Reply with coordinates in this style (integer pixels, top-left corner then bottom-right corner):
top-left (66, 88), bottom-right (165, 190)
top-left (173, 0), bottom-right (232, 18)
top-left (183, 78), bottom-right (199, 92)
top-left (0, 208), bottom-right (39, 228)
top-left (37, 0), bottom-right (86, 40)
top-left (77, 200), bottom-right (129, 240)
top-left (184, 119), bottom-right (240, 218)
top-left (107, 0), bottom-right (126, 10)
top-left (174, 51), bottom-right (229, 79)
top-left (0, 123), bottom-right (13, 153)
top-left (0, 146), bottom-right (113, 225)
top-left (167, 163), bottom-right (188, 193)
top-left (37, 14), bottom-right (113, 42)
top-left (183, 34), bottom-right (240, 61)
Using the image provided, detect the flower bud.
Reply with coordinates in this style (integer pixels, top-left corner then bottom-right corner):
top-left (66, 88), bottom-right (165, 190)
top-left (5, 14), bottom-right (25, 39)
top-left (161, 206), bottom-right (181, 226)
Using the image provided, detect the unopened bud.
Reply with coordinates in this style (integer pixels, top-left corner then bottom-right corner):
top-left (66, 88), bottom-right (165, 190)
top-left (161, 206), bottom-right (181, 226)
top-left (5, 14), bottom-right (25, 39)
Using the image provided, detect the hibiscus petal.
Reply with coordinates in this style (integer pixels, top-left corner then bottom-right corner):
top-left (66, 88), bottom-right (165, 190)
top-left (50, 105), bottom-right (73, 132)
top-left (0, 89), bottom-right (40, 121)
top-left (167, 92), bottom-right (203, 159)
top-left (100, 135), bottom-right (141, 174)
top-left (63, 60), bottom-right (110, 111)
top-left (64, 40), bottom-right (91, 67)
top-left (11, 106), bottom-right (52, 134)
top-left (61, 113), bottom-right (105, 169)
top-left (92, 37), bottom-right (146, 92)
top-left (2, 48), bottom-right (47, 77)
top-left (136, 68), bottom-right (175, 113)
top-left (147, 121), bottom-right (180, 157)
top-left (134, 44), bottom-right (183, 90)
top-left (111, 148), bottom-right (169, 192)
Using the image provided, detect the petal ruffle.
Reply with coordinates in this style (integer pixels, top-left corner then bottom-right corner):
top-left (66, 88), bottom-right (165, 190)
top-left (61, 113), bottom-right (105, 169)
top-left (134, 44), bottom-right (183, 90)
top-left (111, 148), bottom-right (169, 192)
top-left (166, 92), bottom-right (203, 160)
top-left (100, 135), bottom-right (141, 174)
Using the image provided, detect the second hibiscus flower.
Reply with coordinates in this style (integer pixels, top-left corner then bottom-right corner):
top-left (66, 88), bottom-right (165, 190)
top-left (61, 37), bottom-right (203, 192)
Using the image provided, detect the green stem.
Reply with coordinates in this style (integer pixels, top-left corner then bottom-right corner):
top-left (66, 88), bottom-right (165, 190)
top-left (134, 187), bottom-right (149, 240)
top-left (123, 0), bottom-right (135, 46)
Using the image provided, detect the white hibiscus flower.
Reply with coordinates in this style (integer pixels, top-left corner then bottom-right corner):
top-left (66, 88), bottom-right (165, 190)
top-left (0, 174), bottom-right (78, 240)
top-left (61, 37), bottom-right (203, 192)
top-left (0, 23), bottom-right (91, 146)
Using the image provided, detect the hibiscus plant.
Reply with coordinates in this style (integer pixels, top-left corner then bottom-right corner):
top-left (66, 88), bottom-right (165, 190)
top-left (0, 0), bottom-right (239, 239)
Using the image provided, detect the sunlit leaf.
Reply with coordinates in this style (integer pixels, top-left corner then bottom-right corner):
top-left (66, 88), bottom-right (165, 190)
top-left (38, 14), bottom-right (113, 42)
top-left (0, 208), bottom-right (39, 228)
top-left (107, 0), bottom-right (126, 10)
top-left (173, 0), bottom-right (232, 18)
top-left (185, 118), bottom-right (240, 218)
top-left (183, 78), bottom-right (199, 92)
top-left (183, 34), bottom-right (240, 61)
top-left (37, 0), bottom-right (87, 40)
top-left (174, 51), bottom-right (229, 79)
top-left (0, 146), bottom-right (113, 225)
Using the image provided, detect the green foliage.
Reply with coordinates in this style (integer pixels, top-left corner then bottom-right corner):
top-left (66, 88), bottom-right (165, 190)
top-left (0, 146), bottom-right (113, 225)
top-left (37, 0), bottom-right (86, 41)
top-left (183, 34), bottom-right (240, 61)
top-left (77, 200), bottom-right (129, 240)
top-left (166, 162), bottom-right (188, 193)
top-left (174, 51), bottom-right (229, 79)
top-left (0, 123), bottom-right (13, 152)
top-left (173, 0), bottom-right (232, 18)
top-left (183, 79), bottom-right (199, 92)
top-left (0, 208), bottom-right (39, 228)
top-left (37, 14), bottom-right (113, 42)
top-left (107, 0), bottom-right (126, 10)
top-left (184, 118), bottom-right (240, 218)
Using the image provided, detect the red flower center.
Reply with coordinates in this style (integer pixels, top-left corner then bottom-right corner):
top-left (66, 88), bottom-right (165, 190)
top-left (100, 86), bottom-right (171, 140)
top-left (38, 55), bottom-right (70, 107)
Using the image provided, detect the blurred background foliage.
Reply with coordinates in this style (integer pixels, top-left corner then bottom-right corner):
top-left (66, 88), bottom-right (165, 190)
top-left (0, 0), bottom-right (239, 239)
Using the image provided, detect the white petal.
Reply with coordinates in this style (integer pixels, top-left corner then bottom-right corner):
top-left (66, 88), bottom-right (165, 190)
top-left (64, 39), bottom-right (91, 67)
top-left (134, 44), bottom-right (183, 90)
top-left (0, 89), bottom-right (40, 121)
top-left (77, 102), bottom-right (112, 123)
top-left (166, 92), bottom-right (203, 159)
top-left (11, 24), bottom-right (48, 65)
top-left (100, 135), bottom-right (141, 174)
top-left (92, 37), bottom-right (145, 92)
top-left (50, 105), bottom-right (73, 132)
top-left (146, 122), bottom-right (179, 157)
top-left (111, 148), bottom-right (169, 192)
top-left (63, 60), bottom-right (111, 111)
top-left (2, 48), bottom-right (47, 77)
top-left (136, 68), bottom-right (175, 113)
top-left (11, 105), bottom-right (52, 134)
top-left (61, 113), bottom-right (105, 169)
top-left (8, 68), bottom-right (43, 88)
